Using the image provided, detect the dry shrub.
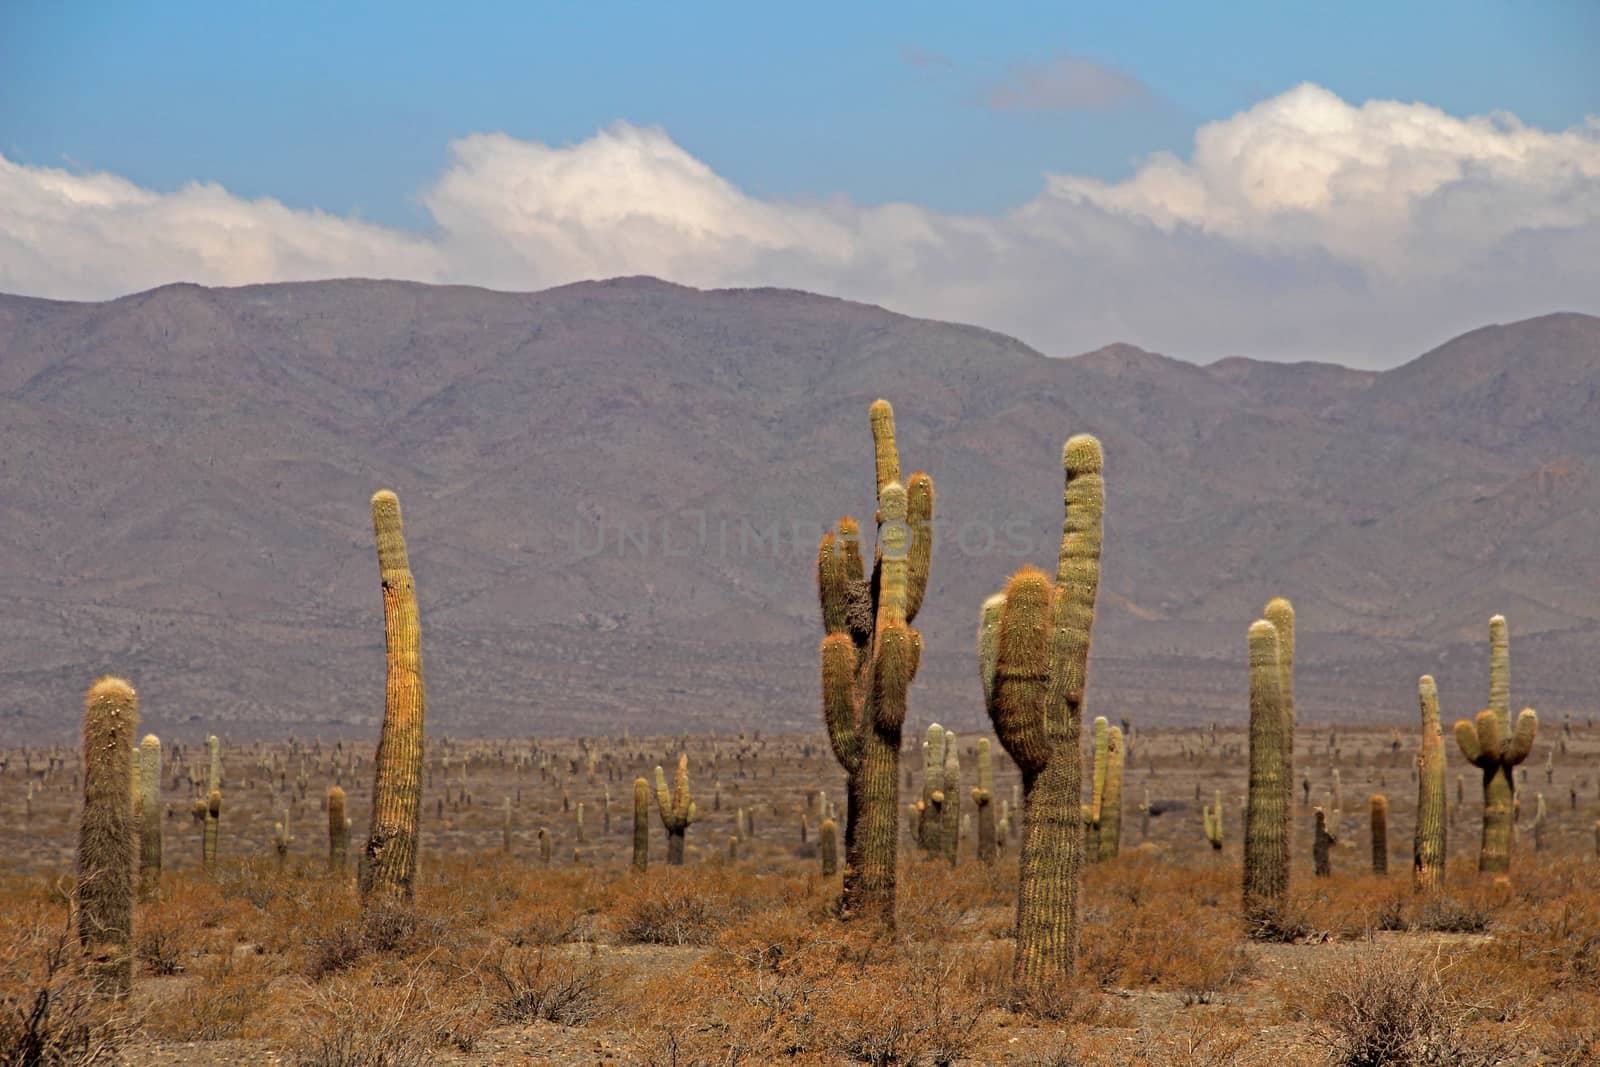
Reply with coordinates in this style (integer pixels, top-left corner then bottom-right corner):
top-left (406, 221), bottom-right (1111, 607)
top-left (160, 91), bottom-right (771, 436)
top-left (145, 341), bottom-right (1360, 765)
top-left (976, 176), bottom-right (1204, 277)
top-left (0, 898), bottom-right (132, 1066)
top-left (141, 950), bottom-right (281, 1041)
top-left (1129, 1014), bottom-right (1257, 1067)
top-left (1306, 945), bottom-right (1516, 1066)
top-left (290, 953), bottom-right (486, 1065)
top-left (616, 870), bottom-right (741, 946)
top-left (487, 947), bottom-right (612, 1025)
top-left (305, 903), bottom-right (456, 980)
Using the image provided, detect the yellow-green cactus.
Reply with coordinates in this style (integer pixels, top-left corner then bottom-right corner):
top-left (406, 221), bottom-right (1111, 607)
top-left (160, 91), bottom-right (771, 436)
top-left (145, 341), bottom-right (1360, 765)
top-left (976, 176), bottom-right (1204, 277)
top-left (981, 434), bottom-right (1104, 995)
top-left (632, 776), bottom-right (650, 872)
top-left (78, 677), bottom-right (139, 997)
top-left (820, 817), bottom-right (839, 877)
top-left (1413, 675), bottom-right (1446, 892)
top-left (1203, 790), bottom-right (1223, 850)
top-left (817, 399), bottom-right (934, 927)
top-left (1243, 620), bottom-right (1288, 923)
top-left (328, 785), bottom-right (349, 873)
top-left (655, 753), bottom-right (697, 866)
top-left (138, 734), bottom-right (162, 899)
top-left (972, 737), bottom-right (997, 865)
top-left (941, 730), bottom-right (960, 865)
top-left (1453, 615), bottom-right (1537, 874)
top-left (1099, 725), bottom-right (1124, 861)
top-left (361, 489), bottom-right (426, 905)
top-left (920, 723), bottom-right (945, 852)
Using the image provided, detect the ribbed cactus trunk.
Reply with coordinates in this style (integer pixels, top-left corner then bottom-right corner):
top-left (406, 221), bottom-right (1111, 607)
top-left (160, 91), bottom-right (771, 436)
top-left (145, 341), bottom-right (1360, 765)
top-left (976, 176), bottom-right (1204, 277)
top-left (1242, 620), bottom-right (1288, 925)
top-left (1413, 675), bottom-right (1446, 892)
top-left (941, 732), bottom-right (960, 865)
top-left (203, 734), bottom-right (221, 873)
top-left (920, 724), bottom-right (945, 852)
top-left (655, 754), bottom-right (696, 866)
top-left (328, 786), bottom-right (349, 873)
top-left (820, 817), bottom-right (839, 877)
top-left (78, 677), bottom-right (139, 998)
top-left (1454, 615), bottom-right (1537, 875)
top-left (632, 776), bottom-right (650, 872)
top-left (1096, 724), bottom-right (1124, 861)
top-left (1264, 598), bottom-right (1296, 855)
top-left (361, 489), bottom-right (426, 905)
top-left (972, 737), bottom-right (997, 865)
top-left (982, 436), bottom-right (1103, 996)
top-left (138, 734), bottom-right (162, 899)
top-left (818, 399), bottom-right (933, 929)
top-left (1370, 794), bottom-right (1389, 875)
top-left (1203, 791), bottom-right (1223, 850)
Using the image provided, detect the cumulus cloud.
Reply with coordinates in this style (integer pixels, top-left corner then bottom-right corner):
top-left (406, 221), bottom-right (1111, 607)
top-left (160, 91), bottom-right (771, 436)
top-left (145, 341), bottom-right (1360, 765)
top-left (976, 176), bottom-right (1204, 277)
top-left (983, 54), bottom-right (1153, 112)
top-left (2, 83), bottom-right (1597, 366)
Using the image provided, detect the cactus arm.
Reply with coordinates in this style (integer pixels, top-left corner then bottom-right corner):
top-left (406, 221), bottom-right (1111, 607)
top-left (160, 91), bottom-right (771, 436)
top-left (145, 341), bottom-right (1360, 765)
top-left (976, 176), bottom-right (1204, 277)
top-left (904, 472), bottom-right (934, 624)
top-left (818, 531), bottom-right (853, 635)
top-left (978, 593), bottom-right (1006, 706)
top-left (1488, 614), bottom-right (1509, 725)
top-left (1090, 716), bottom-right (1109, 824)
top-left (1049, 435), bottom-right (1103, 714)
top-left (1505, 708), bottom-right (1538, 765)
top-left (1454, 718), bottom-right (1486, 766)
top-left (1475, 708), bottom-right (1503, 763)
top-left (653, 765), bottom-right (672, 828)
top-left (869, 398), bottom-right (901, 495)
top-left (821, 635), bottom-right (861, 773)
top-left (989, 568), bottom-right (1052, 775)
top-left (875, 482), bottom-right (909, 625)
top-left (870, 622), bottom-right (912, 732)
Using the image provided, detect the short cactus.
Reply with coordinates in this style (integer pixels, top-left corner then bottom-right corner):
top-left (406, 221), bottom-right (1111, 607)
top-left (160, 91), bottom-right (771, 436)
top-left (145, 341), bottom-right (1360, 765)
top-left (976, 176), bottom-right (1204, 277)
top-left (361, 489), bottom-right (426, 905)
top-left (971, 737), bottom-right (997, 865)
top-left (1089, 718), bottom-right (1124, 862)
top-left (817, 399), bottom-right (933, 926)
top-left (820, 817), bottom-right (839, 877)
top-left (274, 807), bottom-right (293, 872)
top-left (328, 786), bottom-right (349, 873)
top-left (632, 776), bottom-right (650, 872)
top-left (941, 732), bottom-right (960, 865)
top-left (1413, 676), bottom-right (1446, 892)
top-left (138, 734), bottom-right (162, 899)
top-left (1370, 794), bottom-right (1389, 875)
top-left (203, 789), bottom-right (222, 871)
top-left (920, 724), bottom-right (945, 852)
top-left (1203, 790), bottom-right (1223, 850)
top-left (1243, 620), bottom-right (1288, 923)
top-left (1313, 807), bottom-right (1336, 877)
top-left (1454, 615), bottom-right (1537, 874)
top-left (77, 677), bottom-right (139, 997)
top-left (655, 753), bottom-right (697, 865)
top-left (981, 435), bottom-right (1104, 993)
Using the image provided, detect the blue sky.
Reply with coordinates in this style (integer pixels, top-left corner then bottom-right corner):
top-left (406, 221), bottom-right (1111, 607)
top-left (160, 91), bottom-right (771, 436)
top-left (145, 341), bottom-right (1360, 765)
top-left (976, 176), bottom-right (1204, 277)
top-left (5, 1), bottom-right (1594, 226)
top-left (1, 2), bottom-right (1597, 365)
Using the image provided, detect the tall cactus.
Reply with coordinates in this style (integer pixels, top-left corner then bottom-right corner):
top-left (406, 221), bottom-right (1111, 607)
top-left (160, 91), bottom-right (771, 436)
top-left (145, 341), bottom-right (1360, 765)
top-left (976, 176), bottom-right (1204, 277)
top-left (1370, 794), bottom-right (1389, 875)
top-left (328, 785), bottom-right (349, 873)
top-left (1454, 615), bottom-right (1537, 874)
top-left (654, 753), bottom-right (696, 865)
top-left (1263, 598), bottom-right (1296, 851)
top-left (204, 734), bottom-right (221, 871)
top-left (78, 677), bottom-right (138, 997)
top-left (941, 731), bottom-right (960, 865)
top-left (1413, 675), bottom-right (1446, 891)
top-left (1242, 620), bottom-right (1288, 924)
top-left (361, 489), bottom-right (426, 904)
top-left (980, 434), bottom-right (1104, 993)
top-left (138, 734), bottom-right (162, 898)
top-left (1099, 725), bottom-right (1124, 861)
top-left (919, 724), bottom-right (945, 851)
top-left (817, 399), bottom-right (933, 926)
top-left (632, 776), bottom-right (650, 872)
top-left (972, 737), bottom-right (997, 865)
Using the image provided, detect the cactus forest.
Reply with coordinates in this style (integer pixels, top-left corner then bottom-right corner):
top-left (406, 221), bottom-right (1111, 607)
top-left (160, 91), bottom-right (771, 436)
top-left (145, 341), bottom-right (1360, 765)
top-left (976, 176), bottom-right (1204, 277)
top-left (2, 398), bottom-right (1596, 1067)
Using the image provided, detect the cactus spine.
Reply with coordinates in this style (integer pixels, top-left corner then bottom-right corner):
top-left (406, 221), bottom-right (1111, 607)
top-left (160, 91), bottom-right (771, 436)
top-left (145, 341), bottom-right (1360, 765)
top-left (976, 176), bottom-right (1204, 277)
top-left (1203, 790), bottom-right (1224, 850)
top-left (1453, 615), bottom-right (1537, 874)
top-left (981, 435), bottom-right (1104, 993)
top-left (1413, 675), bottom-right (1446, 892)
top-left (361, 490), bottom-right (426, 905)
top-left (1243, 620), bottom-right (1288, 923)
top-left (820, 817), bottom-right (839, 877)
top-left (632, 776), bottom-right (650, 872)
top-left (817, 399), bottom-right (933, 927)
top-left (78, 677), bottom-right (138, 997)
top-left (1370, 794), bottom-right (1389, 874)
top-left (328, 786), bottom-right (349, 873)
top-left (941, 731), bottom-right (960, 864)
top-left (138, 734), bottom-right (162, 898)
top-left (972, 737), bottom-right (997, 865)
top-left (655, 753), bottom-right (697, 865)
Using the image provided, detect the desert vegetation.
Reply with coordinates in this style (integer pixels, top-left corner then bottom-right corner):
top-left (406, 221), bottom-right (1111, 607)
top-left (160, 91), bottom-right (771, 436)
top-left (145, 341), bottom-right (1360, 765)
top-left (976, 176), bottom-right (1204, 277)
top-left (3, 401), bottom-right (1598, 1065)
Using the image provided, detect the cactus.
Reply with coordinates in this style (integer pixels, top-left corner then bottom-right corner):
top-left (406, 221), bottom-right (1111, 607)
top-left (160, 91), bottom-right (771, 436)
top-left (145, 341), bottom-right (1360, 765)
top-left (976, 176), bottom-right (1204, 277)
top-left (78, 677), bottom-right (139, 997)
top-left (1203, 790), bottom-right (1224, 850)
top-left (328, 786), bottom-right (349, 873)
top-left (1263, 598), bottom-right (1296, 852)
top-left (632, 776), bottom-right (650, 872)
top-left (1243, 620), bottom-right (1288, 923)
top-left (820, 817), bottom-right (839, 877)
top-left (981, 435), bottom-right (1104, 993)
top-left (1313, 807), bottom-right (1335, 877)
top-left (1088, 719), bottom-right (1124, 862)
top-left (920, 724), bottom-right (945, 851)
top-left (1531, 793), bottom-right (1547, 852)
top-left (537, 827), bottom-right (551, 867)
top-left (203, 789), bottom-right (222, 871)
top-left (1454, 614), bottom-right (1537, 874)
top-left (941, 731), bottom-right (960, 865)
top-left (138, 734), bottom-right (162, 899)
top-left (274, 807), bottom-right (293, 872)
top-left (972, 738), bottom-right (997, 865)
top-left (502, 797), bottom-right (513, 853)
top-left (1413, 675), bottom-right (1447, 892)
top-left (817, 399), bottom-right (933, 926)
top-left (1370, 794), bottom-right (1389, 874)
top-left (361, 489), bottom-right (426, 905)
top-left (654, 753), bottom-right (697, 865)
top-left (576, 801), bottom-right (586, 844)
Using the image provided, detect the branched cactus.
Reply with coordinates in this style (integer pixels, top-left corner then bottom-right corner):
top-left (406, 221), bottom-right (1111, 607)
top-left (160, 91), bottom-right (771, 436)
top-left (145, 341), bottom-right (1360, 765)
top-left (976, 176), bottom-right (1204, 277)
top-left (1243, 620), bottom-right (1288, 924)
top-left (1413, 675), bottom-right (1446, 892)
top-left (655, 753), bottom-right (697, 866)
top-left (632, 776), bottom-right (650, 872)
top-left (1313, 807), bottom-right (1335, 877)
top-left (361, 489), bottom-right (426, 905)
top-left (941, 732), bottom-right (960, 865)
top-left (78, 677), bottom-right (138, 997)
top-left (1088, 718), bottom-right (1124, 862)
top-left (1454, 615), bottom-right (1537, 874)
top-left (1370, 794), bottom-right (1388, 875)
top-left (138, 734), bottom-right (162, 899)
top-left (820, 817), bottom-right (839, 877)
top-left (817, 399), bottom-right (933, 926)
top-left (980, 434), bottom-right (1104, 994)
top-left (328, 786), bottom-right (349, 873)
top-left (972, 737), bottom-right (997, 865)
top-left (1203, 790), bottom-right (1224, 850)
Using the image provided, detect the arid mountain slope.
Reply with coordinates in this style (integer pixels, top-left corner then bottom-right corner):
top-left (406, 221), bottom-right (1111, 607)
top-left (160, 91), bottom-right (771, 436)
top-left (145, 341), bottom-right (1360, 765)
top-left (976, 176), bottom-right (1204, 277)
top-left (1, 278), bottom-right (1595, 741)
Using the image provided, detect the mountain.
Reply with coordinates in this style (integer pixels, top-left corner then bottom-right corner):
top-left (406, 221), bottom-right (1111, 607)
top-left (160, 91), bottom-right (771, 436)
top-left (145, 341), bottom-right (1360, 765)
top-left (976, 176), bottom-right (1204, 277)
top-left (1, 279), bottom-right (1595, 743)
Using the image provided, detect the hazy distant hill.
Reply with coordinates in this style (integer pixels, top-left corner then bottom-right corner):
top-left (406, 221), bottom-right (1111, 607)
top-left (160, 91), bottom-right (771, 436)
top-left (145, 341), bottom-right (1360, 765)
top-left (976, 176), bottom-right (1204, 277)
top-left (1, 278), bottom-right (1596, 743)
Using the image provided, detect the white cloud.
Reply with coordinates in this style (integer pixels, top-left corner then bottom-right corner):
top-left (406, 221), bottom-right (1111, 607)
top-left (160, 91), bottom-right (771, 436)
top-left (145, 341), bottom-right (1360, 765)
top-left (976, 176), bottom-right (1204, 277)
top-left (2, 83), bottom-right (1597, 366)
